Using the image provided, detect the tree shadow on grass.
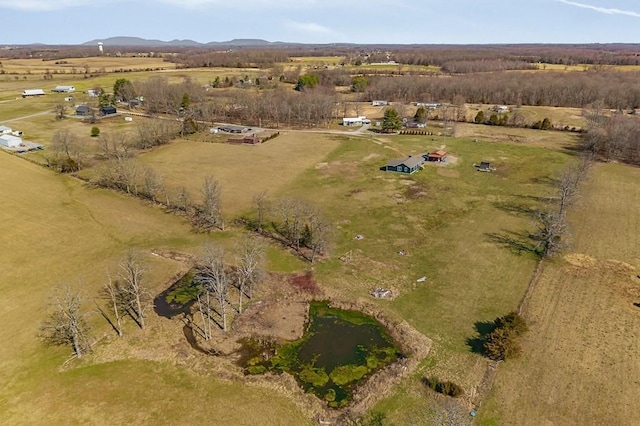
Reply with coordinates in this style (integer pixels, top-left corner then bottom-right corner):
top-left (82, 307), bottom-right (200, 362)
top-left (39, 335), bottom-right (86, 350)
top-left (484, 231), bottom-right (538, 256)
top-left (492, 200), bottom-right (538, 217)
top-left (466, 320), bottom-right (496, 355)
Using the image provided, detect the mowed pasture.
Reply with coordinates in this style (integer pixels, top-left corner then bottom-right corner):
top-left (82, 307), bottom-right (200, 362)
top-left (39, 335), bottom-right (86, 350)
top-left (262, 132), bottom-right (575, 420)
top-left (137, 132), bottom-right (342, 214)
top-left (0, 56), bottom-right (172, 74)
top-left (478, 162), bottom-right (640, 425)
top-left (0, 152), bottom-right (310, 424)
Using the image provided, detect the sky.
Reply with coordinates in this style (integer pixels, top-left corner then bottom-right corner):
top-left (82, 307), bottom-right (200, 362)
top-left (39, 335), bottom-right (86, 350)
top-left (0, 0), bottom-right (639, 45)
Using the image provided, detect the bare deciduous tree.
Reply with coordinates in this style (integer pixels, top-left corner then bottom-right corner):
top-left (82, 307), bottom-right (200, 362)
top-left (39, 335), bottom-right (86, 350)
top-left (49, 129), bottom-right (82, 172)
top-left (195, 244), bottom-right (229, 332)
top-left (96, 272), bottom-right (125, 337)
top-left (40, 286), bottom-right (91, 358)
top-left (176, 186), bottom-right (191, 213)
top-left (118, 251), bottom-right (149, 329)
top-left (305, 207), bottom-right (331, 263)
top-left (142, 167), bottom-right (165, 202)
top-left (235, 236), bottom-right (265, 313)
top-left (252, 190), bottom-right (269, 232)
top-left (196, 176), bottom-right (224, 231)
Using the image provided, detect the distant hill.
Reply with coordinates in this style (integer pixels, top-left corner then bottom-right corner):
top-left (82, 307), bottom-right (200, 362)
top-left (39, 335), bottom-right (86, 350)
top-left (82, 37), bottom-right (274, 47)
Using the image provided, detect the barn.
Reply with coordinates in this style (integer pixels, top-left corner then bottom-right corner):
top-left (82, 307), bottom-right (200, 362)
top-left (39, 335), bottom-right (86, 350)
top-left (22, 89), bottom-right (45, 98)
top-left (0, 134), bottom-right (22, 148)
top-left (384, 156), bottom-right (425, 174)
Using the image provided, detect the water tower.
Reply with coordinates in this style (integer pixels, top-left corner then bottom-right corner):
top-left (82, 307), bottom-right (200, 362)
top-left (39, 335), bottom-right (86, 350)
top-left (98, 42), bottom-right (103, 55)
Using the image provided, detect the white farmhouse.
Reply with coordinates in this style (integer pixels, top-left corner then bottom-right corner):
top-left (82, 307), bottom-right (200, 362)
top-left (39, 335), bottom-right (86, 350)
top-left (52, 85), bottom-right (75, 93)
top-left (0, 134), bottom-right (22, 148)
top-left (342, 116), bottom-right (370, 126)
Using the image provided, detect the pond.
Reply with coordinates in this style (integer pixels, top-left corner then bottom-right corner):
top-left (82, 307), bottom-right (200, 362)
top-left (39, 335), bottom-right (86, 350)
top-left (240, 301), bottom-right (399, 408)
top-left (153, 269), bottom-right (199, 319)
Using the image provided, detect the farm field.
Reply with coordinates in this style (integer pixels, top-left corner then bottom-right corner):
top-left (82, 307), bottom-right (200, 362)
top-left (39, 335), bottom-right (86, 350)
top-left (0, 152), bottom-right (310, 424)
top-left (0, 56), bottom-right (172, 74)
top-left (2, 48), bottom-right (638, 424)
top-left (254, 133), bottom-right (574, 420)
top-left (137, 132), bottom-right (342, 214)
top-left (454, 122), bottom-right (581, 149)
top-left (478, 162), bottom-right (640, 425)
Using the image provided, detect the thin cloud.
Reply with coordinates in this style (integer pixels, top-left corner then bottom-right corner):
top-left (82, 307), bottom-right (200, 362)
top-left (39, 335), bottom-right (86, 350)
top-left (158, 0), bottom-right (386, 9)
top-left (556, 0), bottom-right (640, 18)
top-left (0, 0), bottom-right (93, 11)
top-left (286, 21), bottom-right (333, 34)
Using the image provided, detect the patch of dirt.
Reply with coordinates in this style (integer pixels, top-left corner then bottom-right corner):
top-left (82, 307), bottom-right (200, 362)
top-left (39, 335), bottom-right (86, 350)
top-left (564, 253), bottom-right (598, 268)
top-left (406, 181), bottom-right (429, 199)
top-left (234, 300), bottom-right (308, 341)
top-left (362, 153), bottom-right (380, 162)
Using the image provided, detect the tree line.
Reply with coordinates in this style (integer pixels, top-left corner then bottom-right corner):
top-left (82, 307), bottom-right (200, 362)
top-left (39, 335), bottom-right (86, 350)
top-left (361, 70), bottom-right (640, 109)
top-left (582, 104), bottom-right (640, 165)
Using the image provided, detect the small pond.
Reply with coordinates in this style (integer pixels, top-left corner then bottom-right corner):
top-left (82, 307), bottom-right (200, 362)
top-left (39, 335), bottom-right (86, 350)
top-left (154, 269), bottom-right (199, 319)
top-left (240, 301), bottom-right (399, 408)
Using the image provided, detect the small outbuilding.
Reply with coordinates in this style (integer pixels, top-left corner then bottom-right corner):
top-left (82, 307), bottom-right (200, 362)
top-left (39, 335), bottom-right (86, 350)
top-left (372, 100), bottom-right (388, 106)
top-left (0, 126), bottom-right (12, 134)
top-left (425, 150), bottom-right (448, 162)
top-left (475, 161), bottom-right (495, 172)
top-left (384, 155), bottom-right (424, 174)
top-left (0, 134), bottom-right (22, 148)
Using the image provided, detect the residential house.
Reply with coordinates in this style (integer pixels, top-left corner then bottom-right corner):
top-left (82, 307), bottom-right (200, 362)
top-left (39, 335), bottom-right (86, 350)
top-left (342, 116), bottom-right (369, 126)
top-left (384, 155), bottom-right (425, 174)
top-left (76, 105), bottom-right (93, 116)
top-left (52, 85), bottom-right (75, 93)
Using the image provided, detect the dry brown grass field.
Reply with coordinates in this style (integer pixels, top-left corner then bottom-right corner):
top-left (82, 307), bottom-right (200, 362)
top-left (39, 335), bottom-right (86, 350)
top-left (454, 122), bottom-right (581, 149)
top-left (0, 56), bottom-right (172, 74)
top-left (138, 132), bottom-right (342, 214)
top-left (478, 162), bottom-right (640, 425)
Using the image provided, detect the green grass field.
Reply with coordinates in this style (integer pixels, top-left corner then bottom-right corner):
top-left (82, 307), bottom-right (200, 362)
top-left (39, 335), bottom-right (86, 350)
top-left (0, 152), bottom-right (310, 424)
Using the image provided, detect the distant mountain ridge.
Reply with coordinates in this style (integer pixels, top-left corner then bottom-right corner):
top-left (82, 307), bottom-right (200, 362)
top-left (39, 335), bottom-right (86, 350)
top-left (82, 36), bottom-right (275, 47)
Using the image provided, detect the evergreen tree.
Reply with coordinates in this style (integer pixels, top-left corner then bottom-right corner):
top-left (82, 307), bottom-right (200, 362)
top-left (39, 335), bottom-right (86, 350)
top-left (382, 108), bottom-right (402, 132)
